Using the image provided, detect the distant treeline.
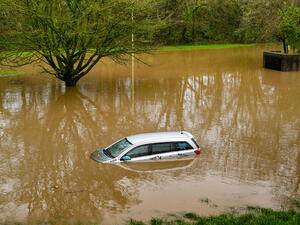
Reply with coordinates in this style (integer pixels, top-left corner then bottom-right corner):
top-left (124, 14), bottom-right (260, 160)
top-left (0, 0), bottom-right (299, 47)
top-left (148, 0), bottom-right (300, 45)
top-left (0, 0), bottom-right (299, 85)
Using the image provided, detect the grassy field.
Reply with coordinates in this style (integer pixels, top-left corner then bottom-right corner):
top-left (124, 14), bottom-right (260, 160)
top-left (158, 43), bottom-right (256, 51)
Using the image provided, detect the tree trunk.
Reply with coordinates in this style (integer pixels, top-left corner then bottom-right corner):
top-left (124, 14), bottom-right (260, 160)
top-left (192, 20), bottom-right (195, 42)
top-left (181, 27), bottom-right (187, 43)
top-left (64, 78), bottom-right (79, 87)
top-left (283, 39), bottom-right (288, 54)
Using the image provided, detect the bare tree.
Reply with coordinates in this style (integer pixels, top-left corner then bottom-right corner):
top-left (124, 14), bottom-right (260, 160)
top-left (0, 0), bottom-right (160, 86)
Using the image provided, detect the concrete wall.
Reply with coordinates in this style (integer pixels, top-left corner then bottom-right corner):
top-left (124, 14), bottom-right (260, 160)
top-left (263, 51), bottom-right (300, 72)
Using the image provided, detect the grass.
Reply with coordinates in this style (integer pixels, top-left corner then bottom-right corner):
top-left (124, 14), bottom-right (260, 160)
top-left (198, 198), bottom-right (218, 208)
top-left (127, 207), bottom-right (300, 225)
top-left (158, 43), bottom-right (256, 51)
top-left (292, 200), bottom-right (300, 209)
top-left (0, 70), bottom-right (25, 77)
top-left (0, 206), bottom-right (299, 225)
top-left (199, 198), bottom-right (210, 204)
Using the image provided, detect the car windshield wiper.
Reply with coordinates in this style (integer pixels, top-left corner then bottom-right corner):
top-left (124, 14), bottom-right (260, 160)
top-left (103, 149), bottom-right (114, 158)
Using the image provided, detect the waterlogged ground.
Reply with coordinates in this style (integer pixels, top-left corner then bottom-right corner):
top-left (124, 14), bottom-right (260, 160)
top-left (0, 45), bottom-right (299, 225)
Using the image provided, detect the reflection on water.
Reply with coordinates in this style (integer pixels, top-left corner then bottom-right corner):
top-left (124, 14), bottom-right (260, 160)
top-left (116, 158), bottom-right (197, 172)
top-left (0, 45), bottom-right (299, 224)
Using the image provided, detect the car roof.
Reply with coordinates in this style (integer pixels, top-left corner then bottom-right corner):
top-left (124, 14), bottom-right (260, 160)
top-left (126, 131), bottom-right (193, 145)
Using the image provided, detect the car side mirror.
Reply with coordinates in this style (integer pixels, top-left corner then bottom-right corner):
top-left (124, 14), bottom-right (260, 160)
top-left (121, 156), bottom-right (131, 161)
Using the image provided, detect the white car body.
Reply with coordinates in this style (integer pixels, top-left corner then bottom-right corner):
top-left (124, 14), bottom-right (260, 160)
top-left (91, 131), bottom-right (201, 163)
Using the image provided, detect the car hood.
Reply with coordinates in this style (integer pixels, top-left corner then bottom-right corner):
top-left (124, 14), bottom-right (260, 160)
top-left (91, 149), bottom-right (113, 163)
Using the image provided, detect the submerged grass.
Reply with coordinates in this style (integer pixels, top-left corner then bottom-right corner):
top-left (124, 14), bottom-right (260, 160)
top-left (292, 200), bottom-right (300, 209)
top-left (158, 43), bottom-right (256, 51)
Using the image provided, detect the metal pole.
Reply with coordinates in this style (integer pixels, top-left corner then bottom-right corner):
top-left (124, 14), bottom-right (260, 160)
top-left (131, 10), bottom-right (135, 111)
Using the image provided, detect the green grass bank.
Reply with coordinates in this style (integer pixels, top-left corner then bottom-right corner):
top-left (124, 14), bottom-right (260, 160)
top-left (158, 43), bottom-right (256, 51)
top-left (0, 70), bottom-right (25, 77)
top-left (128, 207), bottom-right (300, 225)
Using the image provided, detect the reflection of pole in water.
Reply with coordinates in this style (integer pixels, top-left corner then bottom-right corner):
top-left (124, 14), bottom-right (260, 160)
top-left (131, 11), bottom-right (135, 112)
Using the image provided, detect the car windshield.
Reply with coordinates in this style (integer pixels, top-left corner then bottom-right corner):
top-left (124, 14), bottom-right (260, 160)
top-left (106, 138), bottom-right (132, 158)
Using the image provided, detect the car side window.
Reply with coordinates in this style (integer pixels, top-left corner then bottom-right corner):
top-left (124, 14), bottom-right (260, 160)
top-left (151, 143), bottom-right (172, 154)
top-left (174, 142), bottom-right (193, 151)
top-left (126, 145), bottom-right (149, 158)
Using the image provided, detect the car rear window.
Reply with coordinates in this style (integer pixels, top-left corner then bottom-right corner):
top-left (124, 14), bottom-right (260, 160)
top-left (174, 142), bottom-right (193, 151)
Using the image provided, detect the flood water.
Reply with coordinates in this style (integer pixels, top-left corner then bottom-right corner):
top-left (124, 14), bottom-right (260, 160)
top-left (0, 45), bottom-right (299, 224)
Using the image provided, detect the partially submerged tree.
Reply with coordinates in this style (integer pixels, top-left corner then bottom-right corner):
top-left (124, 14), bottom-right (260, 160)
top-left (0, 0), bottom-right (160, 86)
top-left (237, 0), bottom-right (300, 53)
top-left (238, 0), bottom-right (286, 43)
top-left (278, 5), bottom-right (300, 53)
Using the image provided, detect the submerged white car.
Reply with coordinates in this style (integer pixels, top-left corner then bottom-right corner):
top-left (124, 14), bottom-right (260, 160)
top-left (91, 131), bottom-right (201, 163)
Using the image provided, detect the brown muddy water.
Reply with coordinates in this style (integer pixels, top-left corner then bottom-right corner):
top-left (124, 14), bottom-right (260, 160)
top-left (0, 45), bottom-right (299, 225)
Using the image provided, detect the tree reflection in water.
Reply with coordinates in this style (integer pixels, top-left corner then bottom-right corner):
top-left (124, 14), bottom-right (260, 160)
top-left (0, 85), bottom-right (148, 224)
top-left (0, 45), bottom-right (299, 224)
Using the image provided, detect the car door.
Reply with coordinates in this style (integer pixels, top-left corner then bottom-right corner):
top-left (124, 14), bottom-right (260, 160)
top-left (150, 142), bottom-right (177, 160)
top-left (124, 144), bottom-right (152, 162)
